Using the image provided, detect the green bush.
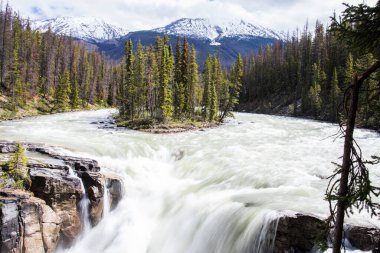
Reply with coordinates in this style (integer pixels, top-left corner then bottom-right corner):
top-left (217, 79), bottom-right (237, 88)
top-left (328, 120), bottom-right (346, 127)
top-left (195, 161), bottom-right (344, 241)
top-left (6, 143), bottom-right (31, 190)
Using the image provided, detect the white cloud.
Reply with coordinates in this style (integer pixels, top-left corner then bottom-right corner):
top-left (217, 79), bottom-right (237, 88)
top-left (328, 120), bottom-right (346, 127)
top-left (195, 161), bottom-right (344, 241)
top-left (7, 0), bottom-right (379, 32)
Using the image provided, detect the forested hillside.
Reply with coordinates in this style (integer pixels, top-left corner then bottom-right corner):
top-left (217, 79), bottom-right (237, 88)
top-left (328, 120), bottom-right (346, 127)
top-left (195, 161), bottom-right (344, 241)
top-left (0, 4), bottom-right (242, 127)
top-left (0, 5), bottom-right (118, 119)
top-left (240, 19), bottom-right (380, 129)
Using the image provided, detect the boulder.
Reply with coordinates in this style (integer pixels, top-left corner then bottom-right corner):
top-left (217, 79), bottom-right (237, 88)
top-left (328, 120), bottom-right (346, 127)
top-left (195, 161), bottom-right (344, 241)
top-left (0, 190), bottom-right (61, 253)
top-left (79, 171), bottom-right (105, 226)
top-left (273, 212), bottom-right (325, 252)
top-left (108, 177), bottom-right (123, 210)
top-left (0, 142), bottom-right (16, 153)
top-left (346, 224), bottom-right (380, 251)
top-left (270, 211), bottom-right (380, 253)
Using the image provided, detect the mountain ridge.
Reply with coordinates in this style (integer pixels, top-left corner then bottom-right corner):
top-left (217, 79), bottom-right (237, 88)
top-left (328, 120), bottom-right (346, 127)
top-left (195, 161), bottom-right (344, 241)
top-left (33, 17), bottom-right (282, 66)
top-left (153, 18), bottom-right (284, 45)
top-left (32, 16), bottom-right (129, 43)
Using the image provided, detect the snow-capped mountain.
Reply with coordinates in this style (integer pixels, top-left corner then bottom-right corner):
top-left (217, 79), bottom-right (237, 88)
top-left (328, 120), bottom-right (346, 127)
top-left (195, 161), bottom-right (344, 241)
top-left (32, 16), bottom-right (283, 66)
top-left (153, 18), bottom-right (283, 46)
top-left (33, 16), bottom-right (128, 43)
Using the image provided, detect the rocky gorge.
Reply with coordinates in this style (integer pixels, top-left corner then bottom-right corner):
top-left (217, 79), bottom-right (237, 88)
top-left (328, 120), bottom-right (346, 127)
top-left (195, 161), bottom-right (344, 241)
top-left (0, 141), bottom-right (123, 253)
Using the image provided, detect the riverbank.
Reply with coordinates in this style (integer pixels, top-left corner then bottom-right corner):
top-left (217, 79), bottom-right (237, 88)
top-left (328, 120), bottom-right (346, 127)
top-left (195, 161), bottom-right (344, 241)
top-left (0, 95), bottom-right (109, 122)
top-left (237, 101), bottom-right (380, 132)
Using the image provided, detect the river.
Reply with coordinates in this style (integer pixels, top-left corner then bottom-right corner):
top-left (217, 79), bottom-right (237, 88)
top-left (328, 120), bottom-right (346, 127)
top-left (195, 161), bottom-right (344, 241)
top-left (0, 109), bottom-right (379, 253)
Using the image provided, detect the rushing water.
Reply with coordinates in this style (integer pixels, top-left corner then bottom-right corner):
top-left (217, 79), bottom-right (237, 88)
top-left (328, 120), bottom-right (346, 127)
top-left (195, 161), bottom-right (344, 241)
top-left (1, 109), bottom-right (379, 253)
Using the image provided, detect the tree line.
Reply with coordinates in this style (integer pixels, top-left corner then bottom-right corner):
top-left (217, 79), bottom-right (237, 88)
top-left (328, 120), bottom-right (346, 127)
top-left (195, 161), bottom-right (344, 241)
top-left (0, 4), bottom-right (118, 115)
top-left (118, 36), bottom-right (243, 123)
top-left (0, 4), bottom-right (242, 124)
top-left (240, 19), bottom-right (380, 129)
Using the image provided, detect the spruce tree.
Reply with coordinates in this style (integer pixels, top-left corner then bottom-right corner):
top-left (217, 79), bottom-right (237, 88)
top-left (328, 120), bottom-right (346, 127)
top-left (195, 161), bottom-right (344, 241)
top-left (188, 46), bottom-right (198, 116)
top-left (9, 15), bottom-right (24, 109)
top-left (173, 37), bottom-right (182, 118)
top-left (54, 71), bottom-right (71, 112)
top-left (209, 56), bottom-right (219, 121)
top-left (344, 52), bottom-right (354, 86)
top-left (6, 143), bottom-right (30, 190)
top-left (70, 71), bottom-right (80, 109)
top-left (308, 63), bottom-right (322, 116)
top-left (329, 67), bottom-right (340, 121)
top-left (181, 37), bottom-right (190, 115)
top-left (135, 40), bottom-right (146, 118)
top-left (202, 55), bottom-right (212, 120)
top-left (159, 45), bottom-right (173, 121)
top-left (124, 39), bottom-right (134, 119)
top-left (220, 54), bottom-right (243, 121)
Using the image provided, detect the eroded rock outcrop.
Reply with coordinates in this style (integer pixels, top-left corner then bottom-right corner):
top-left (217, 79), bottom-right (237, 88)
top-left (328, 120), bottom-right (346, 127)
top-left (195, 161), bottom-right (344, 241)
top-left (0, 141), bottom-right (124, 253)
top-left (29, 167), bottom-right (83, 242)
top-left (0, 190), bottom-right (61, 253)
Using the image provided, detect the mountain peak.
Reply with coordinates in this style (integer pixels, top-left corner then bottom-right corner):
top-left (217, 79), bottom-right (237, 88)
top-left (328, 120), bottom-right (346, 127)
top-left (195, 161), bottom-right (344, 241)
top-left (33, 16), bottom-right (128, 43)
top-left (153, 18), bottom-right (283, 46)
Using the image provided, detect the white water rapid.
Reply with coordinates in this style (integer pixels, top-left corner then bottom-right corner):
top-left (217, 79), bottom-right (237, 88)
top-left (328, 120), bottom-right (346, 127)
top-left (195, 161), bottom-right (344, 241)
top-left (0, 109), bottom-right (379, 253)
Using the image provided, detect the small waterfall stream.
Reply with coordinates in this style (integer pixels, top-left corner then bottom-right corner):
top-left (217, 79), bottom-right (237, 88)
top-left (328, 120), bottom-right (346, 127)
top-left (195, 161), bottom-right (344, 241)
top-left (103, 180), bottom-right (110, 216)
top-left (67, 166), bottom-right (92, 234)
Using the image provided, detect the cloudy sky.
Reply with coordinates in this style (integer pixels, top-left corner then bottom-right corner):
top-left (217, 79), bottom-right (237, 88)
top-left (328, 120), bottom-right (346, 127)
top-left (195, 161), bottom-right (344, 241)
top-left (8, 0), bottom-right (378, 32)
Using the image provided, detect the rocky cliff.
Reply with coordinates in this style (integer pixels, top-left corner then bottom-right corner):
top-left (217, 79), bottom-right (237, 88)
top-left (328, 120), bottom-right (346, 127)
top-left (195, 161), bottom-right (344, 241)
top-left (0, 142), bottom-right (123, 253)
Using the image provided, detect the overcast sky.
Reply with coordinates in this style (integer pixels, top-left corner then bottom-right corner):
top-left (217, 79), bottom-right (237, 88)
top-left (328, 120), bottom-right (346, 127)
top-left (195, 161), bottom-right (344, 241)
top-left (8, 0), bottom-right (378, 32)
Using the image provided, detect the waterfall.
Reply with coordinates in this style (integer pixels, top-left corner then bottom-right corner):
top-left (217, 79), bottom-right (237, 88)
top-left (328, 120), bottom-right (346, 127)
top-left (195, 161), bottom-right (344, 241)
top-left (67, 166), bottom-right (92, 234)
top-left (3, 109), bottom-right (380, 253)
top-left (103, 179), bottom-right (110, 216)
top-left (78, 179), bottom-right (91, 233)
top-left (247, 211), bottom-right (280, 253)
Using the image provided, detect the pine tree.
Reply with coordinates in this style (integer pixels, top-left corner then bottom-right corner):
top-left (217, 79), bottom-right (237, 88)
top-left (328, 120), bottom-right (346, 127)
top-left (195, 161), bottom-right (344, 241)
top-left (135, 40), bottom-right (146, 117)
top-left (6, 143), bottom-right (30, 190)
top-left (181, 37), bottom-right (190, 115)
top-left (9, 15), bottom-right (25, 109)
top-left (70, 71), bottom-right (80, 109)
top-left (107, 67), bottom-right (117, 106)
top-left (173, 37), bottom-right (182, 117)
top-left (146, 46), bottom-right (158, 118)
top-left (344, 52), bottom-right (354, 87)
top-left (159, 45), bottom-right (173, 121)
top-left (54, 71), bottom-right (71, 112)
top-left (70, 46), bottom-right (80, 109)
top-left (220, 54), bottom-right (243, 121)
top-left (307, 63), bottom-right (322, 116)
top-left (202, 55), bottom-right (212, 120)
top-left (188, 46), bottom-right (198, 116)
top-left (329, 67), bottom-right (340, 121)
top-left (124, 39), bottom-right (135, 119)
top-left (209, 56), bottom-right (219, 121)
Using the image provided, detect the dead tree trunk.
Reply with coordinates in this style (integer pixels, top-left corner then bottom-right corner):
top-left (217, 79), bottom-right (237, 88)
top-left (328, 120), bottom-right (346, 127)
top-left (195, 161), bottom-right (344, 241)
top-left (332, 60), bottom-right (380, 253)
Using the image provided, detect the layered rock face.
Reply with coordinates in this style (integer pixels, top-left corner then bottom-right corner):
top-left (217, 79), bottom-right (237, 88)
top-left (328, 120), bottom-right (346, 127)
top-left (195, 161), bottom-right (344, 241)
top-left (0, 141), bottom-right (123, 253)
top-left (0, 190), bottom-right (60, 253)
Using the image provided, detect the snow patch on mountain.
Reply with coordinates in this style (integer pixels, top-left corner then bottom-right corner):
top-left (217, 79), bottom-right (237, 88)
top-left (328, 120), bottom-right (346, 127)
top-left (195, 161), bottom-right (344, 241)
top-left (153, 18), bottom-right (283, 46)
top-left (33, 16), bottom-right (128, 43)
